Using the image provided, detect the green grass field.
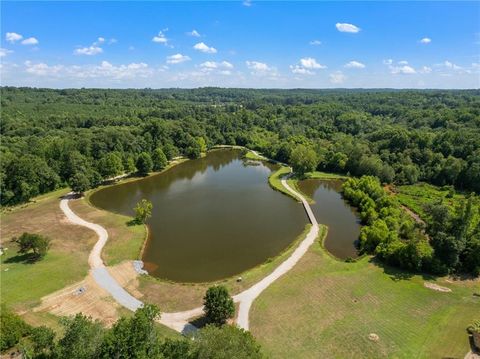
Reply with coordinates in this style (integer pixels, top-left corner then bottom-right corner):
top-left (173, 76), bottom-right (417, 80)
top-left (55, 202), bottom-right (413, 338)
top-left (396, 182), bottom-right (468, 219)
top-left (0, 189), bottom-right (95, 311)
top-left (250, 240), bottom-right (479, 358)
top-left (305, 171), bottom-right (348, 180)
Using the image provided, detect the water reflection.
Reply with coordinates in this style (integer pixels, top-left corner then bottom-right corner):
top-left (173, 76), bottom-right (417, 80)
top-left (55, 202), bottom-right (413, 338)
top-left (90, 149), bottom-right (306, 282)
top-left (297, 179), bottom-right (361, 259)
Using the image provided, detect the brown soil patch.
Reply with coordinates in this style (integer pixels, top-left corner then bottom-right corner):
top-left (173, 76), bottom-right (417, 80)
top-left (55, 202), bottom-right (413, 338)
top-left (33, 273), bottom-right (121, 326)
top-left (424, 282), bottom-right (452, 293)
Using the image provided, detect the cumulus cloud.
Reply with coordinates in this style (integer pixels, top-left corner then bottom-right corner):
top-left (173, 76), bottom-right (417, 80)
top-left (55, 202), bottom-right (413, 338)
top-left (383, 59), bottom-right (393, 65)
top-left (23, 60), bottom-right (152, 80)
top-left (398, 60), bottom-right (409, 65)
top-left (290, 65), bottom-right (314, 75)
top-left (187, 30), bottom-right (201, 37)
top-left (391, 65), bottom-right (416, 74)
top-left (420, 37), bottom-right (431, 44)
top-left (193, 42), bottom-right (217, 53)
top-left (344, 60), bottom-right (365, 69)
top-left (290, 57), bottom-right (326, 75)
top-left (74, 45), bottom-right (103, 56)
top-left (152, 30), bottom-right (168, 44)
top-left (0, 48), bottom-right (13, 57)
top-left (74, 37), bottom-right (109, 55)
top-left (200, 61), bottom-right (233, 69)
top-left (6, 32), bottom-right (23, 43)
top-left (336, 23), bottom-right (360, 33)
top-left (245, 60), bottom-right (277, 77)
top-left (442, 60), bottom-right (462, 71)
top-left (21, 37), bottom-right (39, 45)
top-left (329, 71), bottom-right (346, 84)
top-left (300, 57), bottom-right (326, 69)
top-left (419, 66), bottom-right (432, 74)
top-left (309, 40), bottom-right (322, 46)
top-left (166, 53), bottom-right (191, 64)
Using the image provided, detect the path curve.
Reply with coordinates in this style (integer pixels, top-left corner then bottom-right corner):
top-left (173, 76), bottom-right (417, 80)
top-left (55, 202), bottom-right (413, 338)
top-left (59, 155), bottom-right (320, 333)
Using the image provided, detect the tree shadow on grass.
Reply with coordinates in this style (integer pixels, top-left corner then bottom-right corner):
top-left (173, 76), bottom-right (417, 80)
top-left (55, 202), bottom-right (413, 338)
top-left (126, 219), bottom-right (141, 227)
top-left (4, 252), bottom-right (41, 264)
top-left (368, 256), bottom-right (437, 282)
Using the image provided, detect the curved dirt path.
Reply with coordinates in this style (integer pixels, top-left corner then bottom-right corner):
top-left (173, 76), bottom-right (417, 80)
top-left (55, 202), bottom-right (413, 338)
top-left (60, 159), bottom-right (320, 333)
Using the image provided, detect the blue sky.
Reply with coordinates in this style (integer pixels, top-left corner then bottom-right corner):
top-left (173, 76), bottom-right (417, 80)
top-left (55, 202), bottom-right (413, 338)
top-left (1, 1), bottom-right (479, 88)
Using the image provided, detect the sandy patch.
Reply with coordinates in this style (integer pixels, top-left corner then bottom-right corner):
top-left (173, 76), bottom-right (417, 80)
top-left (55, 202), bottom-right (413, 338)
top-left (424, 282), bottom-right (452, 292)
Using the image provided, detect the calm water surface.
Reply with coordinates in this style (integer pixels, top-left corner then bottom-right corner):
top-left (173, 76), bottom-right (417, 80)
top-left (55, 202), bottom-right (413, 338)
top-left (297, 179), bottom-right (361, 259)
top-left (90, 149), bottom-right (306, 282)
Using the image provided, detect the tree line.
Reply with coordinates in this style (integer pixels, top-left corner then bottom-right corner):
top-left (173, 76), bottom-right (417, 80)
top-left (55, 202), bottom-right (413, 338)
top-left (1, 87), bottom-right (479, 205)
top-left (1, 286), bottom-right (260, 358)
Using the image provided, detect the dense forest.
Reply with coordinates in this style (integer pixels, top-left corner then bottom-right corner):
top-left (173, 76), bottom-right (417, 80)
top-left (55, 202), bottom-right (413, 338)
top-left (1, 87), bottom-right (479, 275)
top-left (2, 87), bottom-right (479, 207)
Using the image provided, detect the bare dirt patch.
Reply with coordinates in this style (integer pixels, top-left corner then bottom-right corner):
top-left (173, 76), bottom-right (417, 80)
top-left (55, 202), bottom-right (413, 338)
top-left (424, 282), bottom-right (452, 292)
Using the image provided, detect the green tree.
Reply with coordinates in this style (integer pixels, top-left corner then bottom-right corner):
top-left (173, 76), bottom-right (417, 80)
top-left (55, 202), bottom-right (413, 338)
top-left (14, 232), bottom-right (51, 261)
top-left (191, 324), bottom-right (263, 359)
top-left (134, 199), bottom-right (153, 224)
top-left (30, 326), bottom-right (56, 356)
top-left (56, 314), bottom-right (104, 359)
top-left (203, 286), bottom-right (235, 326)
top-left (68, 172), bottom-right (91, 194)
top-left (152, 148), bottom-right (168, 171)
top-left (136, 152), bottom-right (153, 175)
top-left (98, 152), bottom-right (124, 179)
top-left (290, 145), bottom-right (317, 176)
top-left (99, 304), bottom-right (161, 359)
top-left (0, 306), bottom-right (31, 351)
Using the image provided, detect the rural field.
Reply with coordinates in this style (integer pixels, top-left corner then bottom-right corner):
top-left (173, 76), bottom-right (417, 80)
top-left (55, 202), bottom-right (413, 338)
top-left (1, 1), bottom-right (480, 358)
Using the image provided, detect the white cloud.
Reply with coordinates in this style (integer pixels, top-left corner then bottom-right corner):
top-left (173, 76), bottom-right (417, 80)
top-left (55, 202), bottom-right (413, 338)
top-left (0, 48), bottom-right (13, 57)
top-left (383, 59), bottom-right (393, 65)
top-left (6, 32), bottom-right (23, 43)
top-left (246, 61), bottom-right (270, 71)
top-left (74, 45), bottom-right (103, 56)
top-left (152, 30), bottom-right (168, 44)
top-left (25, 61), bottom-right (63, 76)
top-left (391, 65), bottom-right (416, 74)
top-left (443, 60), bottom-right (462, 71)
top-left (419, 66), bottom-right (432, 74)
top-left (97, 37), bottom-right (105, 44)
top-left (309, 40), bottom-right (322, 46)
top-left (245, 61), bottom-right (277, 77)
top-left (336, 23), bottom-right (360, 33)
top-left (420, 37), bottom-right (431, 44)
top-left (166, 53), bottom-right (191, 64)
top-left (290, 65), bottom-right (314, 75)
top-left (193, 42), bottom-right (217, 53)
top-left (243, 0), bottom-right (252, 6)
top-left (300, 57), bottom-right (326, 69)
top-left (23, 60), bottom-right (152, 80)
top-left (329, 71), bottom-right (346, 84)
top-left (200, 61), bottom-right (233, 69)
top-left (187, 30), bottom-right (201, 37)
top-left (21, 37), bottom-right (39, 45)
top-left (398, 60), bottom-right (409, 65)
top-left (344, 60), bottom-right (365, 69)
top-left (290, 57), bottom-right (326, 75)
top-left (109, 38), bottom-right (118, 44)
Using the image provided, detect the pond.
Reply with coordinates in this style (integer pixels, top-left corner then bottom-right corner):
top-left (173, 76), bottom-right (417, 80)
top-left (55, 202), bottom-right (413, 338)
top-left (296, 179), bottom-right (361, 260)
top-left (90, 149), bottom-right (306, 282)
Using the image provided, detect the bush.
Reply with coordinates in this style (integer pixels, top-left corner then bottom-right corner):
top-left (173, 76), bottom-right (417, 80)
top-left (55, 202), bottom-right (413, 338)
top-left (0, 306), bottom-right (31, 351)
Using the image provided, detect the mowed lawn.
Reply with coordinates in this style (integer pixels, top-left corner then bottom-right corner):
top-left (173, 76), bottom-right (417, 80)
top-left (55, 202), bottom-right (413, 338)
top-left (0, 189), bottom-right (95, 310)
top-left (70, 195), bottom-right (146, 266)
top-left (250, 243), bottom-right (479, 359)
